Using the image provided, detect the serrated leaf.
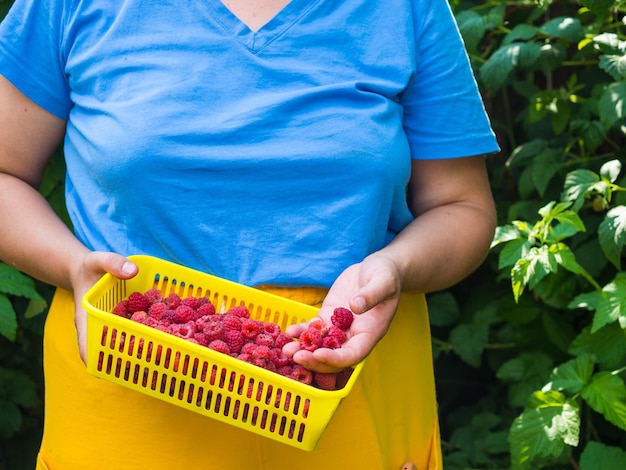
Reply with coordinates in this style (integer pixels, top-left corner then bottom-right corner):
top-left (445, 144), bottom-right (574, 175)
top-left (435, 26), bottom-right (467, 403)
top-left (0, 263), bottom-right (43, 300)
top-left (491, 224), bottom-right (525, 248)
top-left (449, 322), bottom-right (488, 367)
top-left (592, 273), bottom-right (626, 332)
top-left (497, 351), bottom-right (554, 383)
top-left (531, 149), bottom-right (563, 197)
top-left (455, 10), bottom-right (486, 52)
top-left (536, 43), bottom-right (567, 74)
top-left (568, 290), bottom-right (601, 310)
top-left (507, 139), bottom-right (548, 167)
top-left (599, 54), bottom-right (626, 81)
top-left (479, 44), bottom-right (521, 93)
top-left (581, 0), bottom-right (618, 17)
top-left (426, 291), bottom-right (460, 327)
top-left (581, 371), bottom-right (626, 431)
top-left (569, 323), bottom-right (626, 369)
top-left (592, 32), bottom-right (625, 53)
top-left (580, 441), bottom-right (626, 470)
top-left (598, 82), bottom-right (626, 129)
top-left (562, 169), bottom-right (600, 211)
top-left (600, 159), bottom-right (622, 183)
top-left (543, 353), bottom-right (594, 394)
top-left (498, 238), bottom-right (531, 269)
top-left (0, 368), bottom-right (40, 408)
top-left (509, 391), bottom-right (580, 469)
top-left (25, 297), bottom-right (48, 319)
top-left (504, 24), bottom-right (538, 45)
top-left (539, 17), bottom-right (584, 43)
top-left (0, 294), bottom-right (17, 341)
top-left (550, 243), bottom-right (585, 275)
top-left (598, 206), bottom-right (626, 270)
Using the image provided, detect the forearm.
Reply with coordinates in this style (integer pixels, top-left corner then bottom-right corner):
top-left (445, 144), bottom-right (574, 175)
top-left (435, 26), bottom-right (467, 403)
top-left (376, 198), bottom-right (496, 294)
top-left (0, 172), bottom-right (89, 292)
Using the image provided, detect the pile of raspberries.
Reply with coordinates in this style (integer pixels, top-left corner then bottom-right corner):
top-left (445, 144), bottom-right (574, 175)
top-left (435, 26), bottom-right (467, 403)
top-left (110, 288), bottom-right (355, 391)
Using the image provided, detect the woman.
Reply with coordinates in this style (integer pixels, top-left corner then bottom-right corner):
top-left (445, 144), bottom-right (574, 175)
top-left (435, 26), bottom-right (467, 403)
top-left (0, 0), bottom-right (499, 468)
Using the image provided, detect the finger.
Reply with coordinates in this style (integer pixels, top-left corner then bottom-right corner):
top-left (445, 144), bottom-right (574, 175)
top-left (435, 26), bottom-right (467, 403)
top-left (401, 462), bottom-right (417, 470)
top-left (349, 270), bottom-right (399, 314)
top-left (85, 251), bottom-right (138, 280)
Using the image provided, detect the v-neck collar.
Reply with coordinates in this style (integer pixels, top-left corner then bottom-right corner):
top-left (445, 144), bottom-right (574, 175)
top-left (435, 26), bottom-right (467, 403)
top-left (205, 0), bottom-right (321, 52)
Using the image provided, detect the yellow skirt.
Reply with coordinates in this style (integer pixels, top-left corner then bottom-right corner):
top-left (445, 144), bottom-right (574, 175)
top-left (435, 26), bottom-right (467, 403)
top-left (36, 287), bottom-right (442, 470)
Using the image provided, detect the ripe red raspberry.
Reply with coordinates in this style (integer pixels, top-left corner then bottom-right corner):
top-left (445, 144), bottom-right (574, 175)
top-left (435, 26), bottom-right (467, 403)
top-left (274, 333), bottom-right (293, 349)
top-left (241, 319), bottom-right (262, 340)
top-left (193, 332), bottom-right (209, 347)
top-left (327, 325), bottom-right (347, 343)
top-left (291, 365), bottom-right (313, 385)
top-left (112, 300), bottom-right (129, 317)
top-left (196, 303), bottom-right (216, 317)
top-left (314, 372), bottom-right (338, 391)
top-left (130, 311), bottom-right (148, 323)
top-left (227, 305), bottom-right (251, 319)
top-left (159, 309), bottom-right (179, 325)
top-left (255, 333), bottom-right (275, 348)
top-left (175, 305), bottom-right (198, 323)
top-left (331, 307), bottom-right (354, 331)
top-left (299, 327), bottom-right (323, 352)
top-left (127, 291), bottom-right (151, 314)
top-left (164, 292), bottom-right (181, 309)
top-left (221, 313), bottom-right (242, 331)
top-left (223, 329), bottom-right (244, 354)
top-left (269, 348), bottom-right (292, 368)
top-left (277, 365), bottom-right (293, 377)
top-left (148, 302), bottom-right (167, 319)
top-left (308, 318), bottom-right (329, 336)
top-left (168, 321), bottom-right (196, 340)
top-left (262, 322), bottom-right (281, 339)
top-left (208, 339), bottom-right (230, 355)
top-left (181, 296), bottom-right (199, 310)
top-left (144, 288), bottom-right (163, 304)
top-left (321, 335), bottom-right (343, 349)
top-left (200, 319), bottom-right (225, 342)
top-left (251, 345), bottom-right (272, 361)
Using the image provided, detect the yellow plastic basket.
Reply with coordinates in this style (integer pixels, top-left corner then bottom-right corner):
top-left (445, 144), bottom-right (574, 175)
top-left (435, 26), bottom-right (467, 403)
top-left (83, 255), bottom-right (363, 451)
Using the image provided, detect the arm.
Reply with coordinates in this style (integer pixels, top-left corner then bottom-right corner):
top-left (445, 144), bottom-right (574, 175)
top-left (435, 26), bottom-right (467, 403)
top-left (0, 75), bottom-right (137, 360)
top-left (284, 155), bottom-right (497, 371)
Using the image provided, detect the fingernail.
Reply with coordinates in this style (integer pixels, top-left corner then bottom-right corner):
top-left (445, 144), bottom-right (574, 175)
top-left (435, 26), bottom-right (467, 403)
top-left (121, 261), bottom-right (136, 275)
top-left (353, 296), bottom-right (366, 313)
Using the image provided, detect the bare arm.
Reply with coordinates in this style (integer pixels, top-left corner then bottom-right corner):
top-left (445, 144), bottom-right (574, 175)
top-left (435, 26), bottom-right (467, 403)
top-left (0, 75), bottom-right (137, 360)
top-left (285, 155), bottom-right (497, 371)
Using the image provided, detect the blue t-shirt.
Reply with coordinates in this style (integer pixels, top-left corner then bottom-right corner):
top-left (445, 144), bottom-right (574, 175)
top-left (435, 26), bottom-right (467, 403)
top-left (0, 0), bottom-right (499, 287)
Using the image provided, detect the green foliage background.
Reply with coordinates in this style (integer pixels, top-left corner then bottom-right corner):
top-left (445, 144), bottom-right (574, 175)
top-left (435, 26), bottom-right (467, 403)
top-left (0, 0), bottom-right (625, 469)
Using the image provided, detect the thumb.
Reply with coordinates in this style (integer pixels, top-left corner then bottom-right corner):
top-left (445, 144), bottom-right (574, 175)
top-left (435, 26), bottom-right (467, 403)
top-left (349, 272), bottom-right (399, 314)
top-left (84, 251), bottom-right (138, 281)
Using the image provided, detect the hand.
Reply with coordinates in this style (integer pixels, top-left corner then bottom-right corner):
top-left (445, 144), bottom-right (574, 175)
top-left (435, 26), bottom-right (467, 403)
top-left (283, 253), bottom-right (403, 373)
top-left (71, 251), bottom-right (139, 363)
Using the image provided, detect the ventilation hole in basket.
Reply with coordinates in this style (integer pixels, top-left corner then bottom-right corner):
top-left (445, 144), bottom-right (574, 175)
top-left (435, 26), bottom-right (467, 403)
top-left (245, 378), bottom-right (255, 399)
top-left (109, 329), bottom-right (118, 349)
top-left (302, 399), bottom-right (310, 418)
top-left (172, 351), bottom-right (182, 373)
top-left (96, 352), bottom-right (104, 371)
top-left (195, 387), bottom-right (204, 407)
top-left (177, 380), bottom-right (186, 401)
top-left (152, 273), bottom-right (160, 289)
top-left (141, 368), bottom-right (149, 387)
top-left (297, 423), bottom-right (306, 442)
top-left (283, 391), bottom-right (293, 411)
top-left (163, 348), bottom-right (172, 369)
top-left (227, 371), bottom-right (237, 392)
top-left (264, 384), bottom-right (274, 405)
top-left (190, 357), bottom-right (200, 379)
top-left (255, 381), bottom-right (265, 402)
top-left (186, 383), bottom-right (195, 403)
top-left (123, 361), bottom-right (131, 381)
top-left (114, 358), bottom-right (122, 378)
top-left (222, 396), bottom-right (232, 416)
top-left (155, 371), bottom-right (164, 392)
top-left (132, 364), bottom-right (140, 384)
top-left (219, 368), bottom-right (228, 389)
top-left (105, 354), bottom-right (113, 374)
top-left (200, 362), bottom-right (209, 382)
top-left (100, 326), bottom-right (108, 346)
top-left (118, 332), bottom-right (127, 353)
top-left (235, 374), bottom-right (246, 395)
top-left (232, 399), bottom-right (241, 419)
top-left (145, 341), bottom-right (153, 362)
top-left (182, 354), bottom-right (191, 375)
top-left (277, 416), bottom-right (287, 436)
top-left (292, 395), bottom-right (301, 415)
top-left (269, 413), bottom-right (278, 432)
top-left (273, 388), bottom-right (283, 408)
top-left (213, 393), bottom-right (222, 413)
top-left (168, 377), bottom-right (177, 397)
top-left (287, 419), bottom-right (297, 439)
top-left (259, 410), bottom-right (269, 429)
top-left (127, 335), bottom-right (136, 356)
top-left (204, 390), bottom-right (213, 410)
top-left (250, 406), bottom-right (259, 425)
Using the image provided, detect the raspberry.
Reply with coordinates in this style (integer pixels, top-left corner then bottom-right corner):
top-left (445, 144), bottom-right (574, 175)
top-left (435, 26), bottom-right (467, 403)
top-left (193, 332), bottom-right (209, 346)
top-left (255, 333), bottom-right (275, 348)
top-left (331, 307), bottom-right (354, 330)
top-left (241, 319), bottom-right (262, 340)
top-left (130, 311), bottom-right (148, 323)
top-left (164, 292), bottom-right (181, 309)
top-left (308, 318), bottom-right (329, 336)
top-left (262, 322), bottom-right (281, 339)
top-left (327, 325), bottom-right (347, 343)
top-left (299, 327), bottom-right (323, 352)
top-left (168, 322), bottom-right (196, 340)
top-left (335, 368), bottom-right (353, 389)
top-left (269, 348), bottom-right (292, 368)
top-left (314, 372), bottom-right (338, 391)
top-left (227, 305), bottom-right (250, 319)
top-left (321, 335), bottom-right (343, 349)
top-left (251, 345), bottom-right (272, 361)
top-left (222, 313), bottom-right (242, 331)
top-left (196, 303), bottom-right (216, 317)
top-left (148, 302), bottom-right (167, 319)
top-left (291, 365), bottom-right (313, 385)
top-left (144, 288), bottom-right (163, 304)
top-left (127, 291), bottom-right (151, 314)
top-left (181, 296), bottom-right (199, 310)
top-left (208, 339), bottom-right (230, 355)
top-left (277, 365), bottom-right (293, 377)
top-left (222, 329), bottom-right (244, 354)
top-left (240, 342), bottom-right (257, 355)
top-left (175, 305), bottom-right (198, 323)
top-left (274, 333), bottom-right (293, 349)
top-left (201, 319), bottom-right (225, 342)
top-left (159, 309), bottom-right (179, 325)
top-left (112, 300), bottom-right (129, 317)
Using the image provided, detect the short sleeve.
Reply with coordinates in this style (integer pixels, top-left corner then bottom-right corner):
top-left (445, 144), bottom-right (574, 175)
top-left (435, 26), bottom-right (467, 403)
top-left (0, 0), bottom-right (72, 119)
top-left (402, 0), bottom-right (499, 159)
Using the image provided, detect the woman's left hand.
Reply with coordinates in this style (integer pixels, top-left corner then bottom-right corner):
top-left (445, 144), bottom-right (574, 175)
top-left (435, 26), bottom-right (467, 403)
top-left (283, 253), bottom-right (403, 373)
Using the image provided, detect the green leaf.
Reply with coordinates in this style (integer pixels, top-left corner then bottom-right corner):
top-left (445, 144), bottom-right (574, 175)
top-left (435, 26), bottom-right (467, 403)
top-left (539, 17), bottom-right (584, 43)
top-left (509, 391), bottom-right (580, 469)
top-left (0, 368), bottom-right (40, 408)
top-left (580, 0), bottom-right (617, 17)
top-left (580, 441), bottom-right (626, 470)
top-left (599, 54), bottom-right (626, 81)
top-left (0, 294), bottom-right (17, 341)
top-left (531, 149), bottom-right (563, 197)
top-left (503, 24), bottom-right (538, 45)
top-left (569, 323), bottom-right (626, 369)
top-left (0, 401), bottom-right (22, 439)
top-left (498, 238), bottom-right (531, 269)
top-left (427, 291), bottom-right (460, 327)
top-left (550, 243), bottom-right (585, 276)
top-left (592, 32), bottom-right (626, 54)
top-left (598, 206), bottom-right (626, 270)
top-left (449, 322), bottom-right (488, 367)
top-left (600, 159), bottom-right (622, 183)
top-left (581, 371), bottom-right (626, 431)
top-left (507, 139), bottom-right (548, 167)
top-left (25, 297), bottom-right (48, 319)
top-left (535, 43), bottom-right (567, 74)
top-left (511, 245), bottom-right (560, 301)
top-left (568, 290), bottom-right (601, 311)
top-left (598, 82), bottom-right (626, 129)
top-left (543, 353), bottom-right (594, 394)
top-left (455, 10), bottom-right (486, 52)
top-left (0, 263), bottom-right (44, 300)
top-left (562, 169), bottom-right (601, 211)
top-left (592, 273), bottom-right (626, 332)
top-left (491, 224), bottom-right (525, 249)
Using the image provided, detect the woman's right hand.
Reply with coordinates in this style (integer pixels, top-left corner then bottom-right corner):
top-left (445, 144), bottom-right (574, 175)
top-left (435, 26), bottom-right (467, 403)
top-left (70, 251), bottom-right (139, 363)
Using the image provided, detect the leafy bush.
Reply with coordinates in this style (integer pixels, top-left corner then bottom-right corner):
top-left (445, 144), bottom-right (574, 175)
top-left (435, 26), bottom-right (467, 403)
top-left (430, 0), bottom-right (626, 468)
